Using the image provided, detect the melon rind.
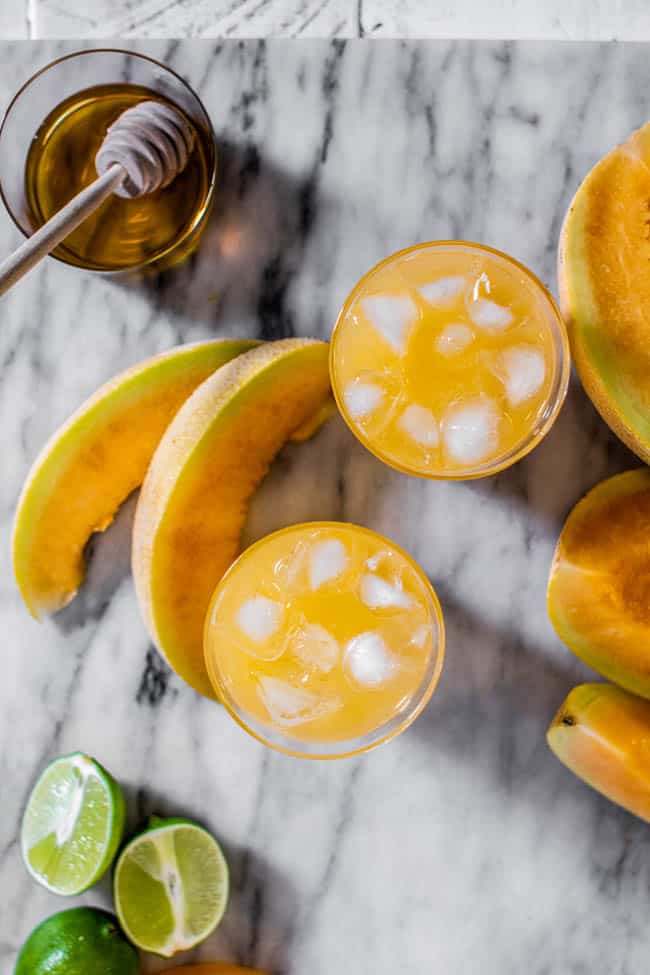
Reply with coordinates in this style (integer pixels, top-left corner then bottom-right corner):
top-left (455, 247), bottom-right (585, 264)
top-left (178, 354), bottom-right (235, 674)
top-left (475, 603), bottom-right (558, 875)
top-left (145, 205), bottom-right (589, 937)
top-left (558, 122), bottom-right (650, 461)
top-left (548, 468), bottom-right (650, 698)
top-left (13, 339), bottom-right (257, 617)
top-left (548, 682), bottom-right (650, 822)
top-left (131, 338), bottom-right (332, 698)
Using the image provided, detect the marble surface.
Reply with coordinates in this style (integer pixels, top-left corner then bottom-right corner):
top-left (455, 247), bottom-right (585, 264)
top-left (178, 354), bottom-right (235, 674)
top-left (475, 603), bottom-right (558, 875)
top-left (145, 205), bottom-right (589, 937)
top-left (1, 39), bottom-right (649, 974)
top-left (4, 0), bottom-right (650, 39)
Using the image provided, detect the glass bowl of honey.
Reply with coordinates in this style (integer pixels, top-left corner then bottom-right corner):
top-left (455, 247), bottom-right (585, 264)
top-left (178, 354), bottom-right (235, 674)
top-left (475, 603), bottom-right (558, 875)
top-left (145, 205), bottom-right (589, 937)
top-left (0, 48), bottom-right (217, 275)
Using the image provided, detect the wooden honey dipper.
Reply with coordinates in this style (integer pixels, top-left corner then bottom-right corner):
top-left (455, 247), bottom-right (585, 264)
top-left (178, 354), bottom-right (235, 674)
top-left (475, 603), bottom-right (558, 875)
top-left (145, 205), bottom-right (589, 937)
top-left (0, 100), bottom-right (196, 296)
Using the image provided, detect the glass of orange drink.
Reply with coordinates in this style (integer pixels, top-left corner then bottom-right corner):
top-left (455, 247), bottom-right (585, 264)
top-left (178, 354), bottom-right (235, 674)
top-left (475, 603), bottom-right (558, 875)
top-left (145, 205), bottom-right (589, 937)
top-left (330, 241), bottom-right (570, 479)
top-left (204, 522), bottom-right (444, 758)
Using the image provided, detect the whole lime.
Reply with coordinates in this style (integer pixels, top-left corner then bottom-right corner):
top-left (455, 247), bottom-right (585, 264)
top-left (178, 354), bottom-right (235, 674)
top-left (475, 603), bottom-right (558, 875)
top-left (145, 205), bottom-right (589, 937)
top-left (14, 907), bottom-right (139, 975)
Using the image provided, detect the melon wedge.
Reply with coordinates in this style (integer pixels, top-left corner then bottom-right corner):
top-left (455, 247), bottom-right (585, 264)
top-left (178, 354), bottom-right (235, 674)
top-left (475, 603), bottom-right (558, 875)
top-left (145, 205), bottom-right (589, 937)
top-left (548, 468), bottom-right (650, 698)
top-left (559, 122), bottom-right (650, 461)
top-left (13, 339), bottom-right (257, 617)
top-left (132, 338), bottom-right (331, 698)
top-left (548, 682), bottom-right (650, 822)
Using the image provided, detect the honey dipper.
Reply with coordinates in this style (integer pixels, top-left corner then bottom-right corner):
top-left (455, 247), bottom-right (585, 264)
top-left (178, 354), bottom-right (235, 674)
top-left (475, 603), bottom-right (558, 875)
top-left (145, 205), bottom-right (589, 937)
top-left (0, 100), bottom-right (196, 296)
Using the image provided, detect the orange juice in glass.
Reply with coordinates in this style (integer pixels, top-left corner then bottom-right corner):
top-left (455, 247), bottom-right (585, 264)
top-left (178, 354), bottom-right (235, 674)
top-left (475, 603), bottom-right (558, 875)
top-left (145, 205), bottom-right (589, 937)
top-left (330, 241), bottom-right (570, 479)
top-left (204, 522), bottom-right (444, 758)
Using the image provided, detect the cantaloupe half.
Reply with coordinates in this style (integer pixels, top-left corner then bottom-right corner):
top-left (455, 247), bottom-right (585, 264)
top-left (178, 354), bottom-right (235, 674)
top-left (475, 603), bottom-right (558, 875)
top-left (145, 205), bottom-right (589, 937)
top-left (548, 682), bottom-right (650, 822)
top-left (558, 122), bottom-right (650, 461)
top-left (161, 965), bottom-right (266, 974)
top-left (12, 339), bottom-right (257, 618)
top-left (548, 468), bottom-right (650, 698)
top-left (132, 338), bottom-right (332, 698)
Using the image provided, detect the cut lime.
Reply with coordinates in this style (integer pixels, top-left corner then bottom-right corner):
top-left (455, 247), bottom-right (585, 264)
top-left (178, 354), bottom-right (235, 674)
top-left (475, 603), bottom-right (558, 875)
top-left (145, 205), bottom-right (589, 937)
top-left (21, 752), bottom-right (126, 896)
top-left (14, 907), bottom-right (139, 975)
top-left (114, 815), bottom-right (229, 957)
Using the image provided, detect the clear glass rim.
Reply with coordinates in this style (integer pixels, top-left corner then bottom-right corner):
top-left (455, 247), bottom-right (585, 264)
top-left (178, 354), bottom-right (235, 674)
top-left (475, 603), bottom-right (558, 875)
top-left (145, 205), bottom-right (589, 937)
top-left (0, 47), bottom-right (218, 274)
top-left (330, 239), bottom-right (571, 481)
top-left (204, 521), bottom-right (446, 760)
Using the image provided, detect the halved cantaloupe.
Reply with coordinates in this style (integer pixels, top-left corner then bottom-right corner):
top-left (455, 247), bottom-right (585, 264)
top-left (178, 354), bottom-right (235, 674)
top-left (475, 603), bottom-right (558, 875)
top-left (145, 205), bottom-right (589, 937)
top-left (548, 468), bottom-right (650, 698)
top-left (13, 339), bottom-right (257, 617)
top-left (548, 682), bottom-right (650, 821)
top-left (161, 966), bottom-right (266, 974)
top-left (132, 338), bottom-right (332, 698)
top-left (559, 122), bottom-right (650, 461)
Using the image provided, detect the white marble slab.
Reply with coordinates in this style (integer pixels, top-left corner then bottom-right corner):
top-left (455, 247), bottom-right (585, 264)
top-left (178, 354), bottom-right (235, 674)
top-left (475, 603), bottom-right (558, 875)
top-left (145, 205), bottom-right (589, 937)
top-left (0, 1), bottom-right (29, 37)
top-left (365, 0), bottom-right (650, 39)
top-left (1, 39), bottom-right (648, 975)
top-left (7, 0), bottom-right (650, 40)
top-left (32, 0), bottom-right (357, 38)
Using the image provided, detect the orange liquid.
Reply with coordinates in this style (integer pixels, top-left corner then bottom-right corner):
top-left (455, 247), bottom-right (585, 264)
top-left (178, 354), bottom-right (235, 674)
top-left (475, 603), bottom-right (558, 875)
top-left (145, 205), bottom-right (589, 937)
top-left (331, 242), bottom-right (568, 478)
top-left (204, 523), bottom-right (444, 754)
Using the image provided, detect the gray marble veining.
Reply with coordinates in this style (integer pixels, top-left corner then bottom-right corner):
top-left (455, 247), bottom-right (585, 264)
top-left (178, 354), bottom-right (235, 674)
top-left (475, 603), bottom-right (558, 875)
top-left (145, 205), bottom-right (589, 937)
top-left (1, 39), bottom-right (649, 974)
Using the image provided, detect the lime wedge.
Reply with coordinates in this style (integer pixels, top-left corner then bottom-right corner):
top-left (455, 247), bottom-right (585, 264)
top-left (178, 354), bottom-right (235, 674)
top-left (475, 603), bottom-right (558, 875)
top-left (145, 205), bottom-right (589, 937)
top-left (114, 816), bottom-right (229, 957)
top-left (21, 752), bottom-right (126, 896)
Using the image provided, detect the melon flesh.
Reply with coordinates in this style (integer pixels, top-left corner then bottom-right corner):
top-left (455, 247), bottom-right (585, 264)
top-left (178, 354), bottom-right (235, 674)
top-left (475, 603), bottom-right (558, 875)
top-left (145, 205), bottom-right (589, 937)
top-left (12, 340), bottom-right (257, 617)
top-left (548, 468), bottom-right (650, 698)
top-left (162, 966), bottom-right (266, 974)
top-left (548, 682), bottom-right (650, 822)
top-left (132, 338), bottom-right (332, 698)
top-left (559, 122), bottom-right (650, 461)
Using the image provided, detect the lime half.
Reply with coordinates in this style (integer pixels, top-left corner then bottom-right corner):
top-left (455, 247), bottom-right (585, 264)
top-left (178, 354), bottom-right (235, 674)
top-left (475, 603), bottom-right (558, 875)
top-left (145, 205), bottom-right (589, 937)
top-left (21, 752), bottom-right (126, 896)
top-left (114, 816), bottom-right (229, 957)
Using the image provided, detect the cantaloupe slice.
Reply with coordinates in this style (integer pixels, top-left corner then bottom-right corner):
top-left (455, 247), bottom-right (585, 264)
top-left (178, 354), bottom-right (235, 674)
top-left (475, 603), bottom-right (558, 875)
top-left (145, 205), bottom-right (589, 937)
top-left (548, 682), bottom-right (650, 822)
top-left (548, 468), bottom-right (650, 698)
top-left (13, 339), bottom-right (257, 617)
top-left (132, 338), bottom-right (332, 698)
top-left (559, 122), bottom-right (650, 461)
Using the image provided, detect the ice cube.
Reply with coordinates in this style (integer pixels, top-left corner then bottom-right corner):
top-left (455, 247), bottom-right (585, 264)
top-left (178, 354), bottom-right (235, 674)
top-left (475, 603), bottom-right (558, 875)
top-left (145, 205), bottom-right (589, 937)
top-left (309, 538), bottom-right (348, 590)
top-left (360, 574), bottom-right (413, 610)
top-left (435, 322), bottom-right (474, 356)
top-left (237, 596), bottom-right (283, 643)
top-left (287, 622), bottom-right (340, 673)
top-left (274, 540), bottom-right (308, 592)
top-left (344, 632), bottom-right (397, 687)
top-left (472, 271), bottom-right (491, 301)
top-left (365, 550), bottom-right (402, 575)
top-left (360, 294), bottom-right (418, 355)
top-left (344, 380), bottom-right (384, 421)
top-left (398, 404), bottom-right (439, 448)
top-left (257, 676), bottom-right (341, 727)
top-left (500, 345), bottom-right (546, 406)
top-left (442, 397), bottom-right (500, 465)
top-left (419, 275), bottom-right (466, 306)
top-left (468, 298), bottom-right (513, 332)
